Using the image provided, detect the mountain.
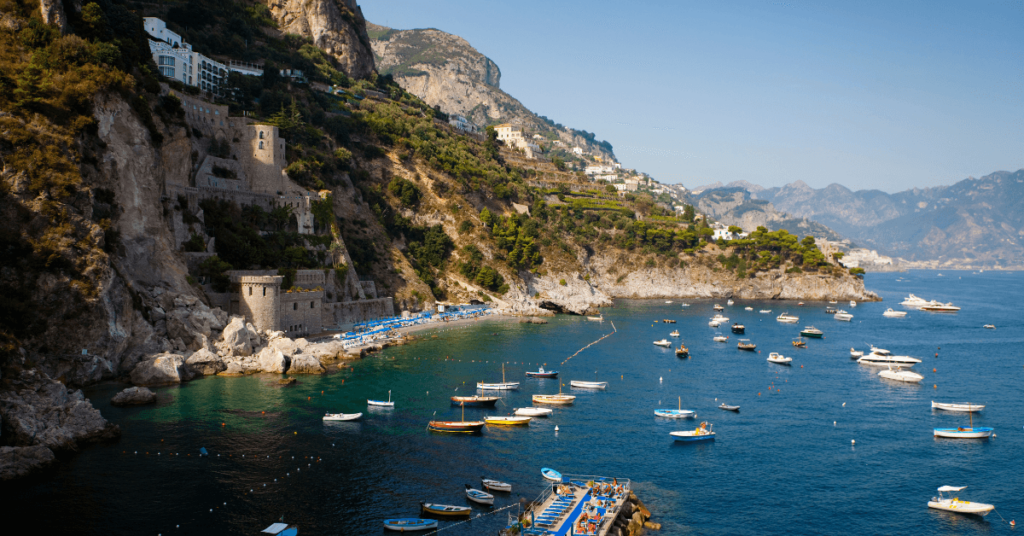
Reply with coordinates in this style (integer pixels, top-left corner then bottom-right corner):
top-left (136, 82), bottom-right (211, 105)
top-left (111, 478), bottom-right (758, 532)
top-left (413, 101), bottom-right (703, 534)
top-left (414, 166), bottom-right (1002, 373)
top-left (688, 188), bottom-right (848, 243)
top-left (268, 0), bottom-right (375, 78)
top-left (744, 171), bottom-right (1024, 267)
top-left (366, 23), bottom-right (616, 159)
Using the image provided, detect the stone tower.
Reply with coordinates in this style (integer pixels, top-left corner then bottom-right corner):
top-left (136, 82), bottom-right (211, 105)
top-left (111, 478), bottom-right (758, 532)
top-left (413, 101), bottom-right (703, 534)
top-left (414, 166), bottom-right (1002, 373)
top-left (237, 275), bottom-right (283, 332)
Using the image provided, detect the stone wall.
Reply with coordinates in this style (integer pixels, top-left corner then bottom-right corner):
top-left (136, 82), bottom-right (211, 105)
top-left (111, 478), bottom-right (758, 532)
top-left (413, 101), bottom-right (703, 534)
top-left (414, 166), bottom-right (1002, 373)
top-left (323, 297), bottom-right (395, 326)
top-left (293, 269), bottom-right (326, 289)
top-left (280, 290), bottom-right (324, 336)
top-left (238, 275), bottom-right (283, 332)
top-left (195, 156), bottom-right (245, 191)
top-left (359, 280), bottom-right (378, 299)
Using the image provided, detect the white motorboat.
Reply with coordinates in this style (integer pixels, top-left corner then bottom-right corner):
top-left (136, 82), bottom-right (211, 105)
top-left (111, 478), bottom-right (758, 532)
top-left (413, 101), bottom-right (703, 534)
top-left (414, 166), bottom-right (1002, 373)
top-left (882, 308), bottom-right (907, 318)
top-left (983, 324), bottom-right (995, 329)
top-left (759, 309), bottom-right (772, 314)
top-left (681, 303), bottom-right (690, 307)
top-left (713, 304), bottom-right (724, 311)
top-left (776, 313), bottom-right (799, 324)
top-left (744, 306), bottom-right (754, 311)
top-left (901, 294), bottom-right (937, 307)
top-left (828, 300), bottom-right (838, 304)
top-left (857, 347), bottom-right (921, 367)
top-left (713, 335), bottom-right (729, 343)
top-left (878, 366), bottom-right (923, 383)
top-left (570, 380), bottom-right (608, 389)
top-left (919, 302), bottom-right (961, 313)
top-left (665, 301), bottom-right (673, 304)
top-left (928, 486), bottom-right (994, 516)
top-left (711, 314), bottom-right (730, 323)
top-left (850, 348), bottom-right (864, 358)
top-left (587, 314), bottom-right (604, 322)
top-left (514, 407), bottom-right (553, 417)
top-left (669, 330), bottom-right (680, 337)
top-left (931, 401), bottom-right (985, 412)
top-left (367, 390), bottom-right (394, 408)
top-left (481, 479), bottom-right (512, 493)
top-left (465, 486), bottom-right (495, 505)
top-left (654, 339), bottom-right (672, 347)
top-left (766, 352), bottom-right (792, 365)
top-left (323, 412), bottom-right (362, 421)
top-left (727, 299), bottom-right (735, 306)
top-left (834, 310), bottom-right (854, 321)
top-left (708, 320), bottom-right (720, 328)
top-left (849, 300), bottom-right (857, 307)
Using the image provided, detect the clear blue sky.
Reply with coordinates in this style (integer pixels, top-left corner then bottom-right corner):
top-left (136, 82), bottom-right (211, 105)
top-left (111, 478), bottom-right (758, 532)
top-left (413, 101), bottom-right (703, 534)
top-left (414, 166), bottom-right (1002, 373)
top-left (361, 0), bottom-right (1023, 192)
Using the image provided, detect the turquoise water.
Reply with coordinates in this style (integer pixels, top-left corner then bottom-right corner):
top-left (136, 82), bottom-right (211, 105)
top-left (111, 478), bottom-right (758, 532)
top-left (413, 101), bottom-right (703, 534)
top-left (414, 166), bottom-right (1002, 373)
top-left (6, 271), bottom-right (1024, 535)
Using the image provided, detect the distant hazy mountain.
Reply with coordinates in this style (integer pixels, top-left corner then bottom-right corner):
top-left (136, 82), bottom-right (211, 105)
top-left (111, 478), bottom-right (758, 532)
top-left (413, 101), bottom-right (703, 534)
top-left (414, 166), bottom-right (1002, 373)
top-left (689, 188), bottom-right (848, 243)
top-left (732, 170), bottom-right (1024, 267)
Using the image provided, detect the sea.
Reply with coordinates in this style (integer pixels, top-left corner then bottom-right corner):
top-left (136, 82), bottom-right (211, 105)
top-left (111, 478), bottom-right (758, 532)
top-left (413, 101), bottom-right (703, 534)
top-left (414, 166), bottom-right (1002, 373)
top-left (7, 270), bottom-right (1023, 535)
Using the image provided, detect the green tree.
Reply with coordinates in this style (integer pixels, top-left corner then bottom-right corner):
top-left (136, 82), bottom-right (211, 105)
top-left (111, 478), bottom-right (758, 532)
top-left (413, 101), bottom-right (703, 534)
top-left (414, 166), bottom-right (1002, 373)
top-left (480, 207), bottom-right (495, 227)
top-left (728, 225), bottom-right (743, 235)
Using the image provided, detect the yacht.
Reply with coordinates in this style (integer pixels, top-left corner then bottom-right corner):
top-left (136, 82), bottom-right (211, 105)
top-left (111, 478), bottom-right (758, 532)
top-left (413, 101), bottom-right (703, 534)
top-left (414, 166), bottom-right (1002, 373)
top-left (776, 313), bottom-right (799, 324)
top-left (882, 308), bottom-right (907, 318)
top-left (919, 302), bottom-right (961, 313)
top-left (857, 347), bottom-right (921, 367)
top-left (878, 366), bottom-right (923, 383)
top-left (834, 310), bottom-right (854, 321)
top-left (901, 294), bottom-right (936, 307)
top-left (711, 314), bottom-right (730, 324)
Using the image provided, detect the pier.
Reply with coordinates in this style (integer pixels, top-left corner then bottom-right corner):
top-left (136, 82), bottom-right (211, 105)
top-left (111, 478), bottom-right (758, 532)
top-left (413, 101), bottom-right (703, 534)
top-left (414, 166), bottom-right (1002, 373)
top-left (514, 474), bottom-right (653, 536)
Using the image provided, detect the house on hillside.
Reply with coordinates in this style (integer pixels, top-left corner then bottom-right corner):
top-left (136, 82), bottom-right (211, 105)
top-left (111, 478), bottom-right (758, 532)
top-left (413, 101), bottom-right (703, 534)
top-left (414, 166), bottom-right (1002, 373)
top-left (495, 123), bottom-right (542, 159)
top-left (449, 115), bottom-right (478, 133)
top-left (144, 17), bottom-right (227, 94)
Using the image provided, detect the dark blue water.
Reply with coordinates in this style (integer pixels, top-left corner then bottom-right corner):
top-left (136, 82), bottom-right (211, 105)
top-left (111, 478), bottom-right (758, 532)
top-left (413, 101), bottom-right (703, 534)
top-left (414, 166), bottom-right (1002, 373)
top-left (7, 271), bottom-right (1023, 535)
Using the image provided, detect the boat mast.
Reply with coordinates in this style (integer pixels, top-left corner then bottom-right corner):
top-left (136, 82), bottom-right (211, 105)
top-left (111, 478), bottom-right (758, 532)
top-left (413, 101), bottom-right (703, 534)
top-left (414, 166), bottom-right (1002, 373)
top-left (502, 362), bottom-right (506, 383)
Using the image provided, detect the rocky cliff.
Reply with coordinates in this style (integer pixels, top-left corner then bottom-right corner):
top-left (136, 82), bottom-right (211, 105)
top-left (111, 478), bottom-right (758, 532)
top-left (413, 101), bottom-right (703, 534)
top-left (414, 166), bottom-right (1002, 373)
top-left (692, 187), bottom-right (848, 242)
top-left (267, 0), bottom-right (375, 79)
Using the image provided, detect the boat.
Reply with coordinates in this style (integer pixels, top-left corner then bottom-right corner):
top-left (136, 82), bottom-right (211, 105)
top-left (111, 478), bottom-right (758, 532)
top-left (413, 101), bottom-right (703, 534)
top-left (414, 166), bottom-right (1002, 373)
top-left (655, 397), bottom-right (696, 419)
top-left (983, 324), bottom-right (995, 329)
top-left (933, 405), bottom-right (993, 438)
top-left (481, 479), bottom-right (512, 492)
top-left (261, 523), bottom-right (298, 536)
top-left (665, 301), bottom-right (672, 304)
top-left (919, 302), bottom-right (961, 313)
top-left (713, 335), bottom-right (729, 342)
top-left (776, 313), bottom-right (799, 324)
top-left (727, 299), bottom-right (735, 306)
top-left (570, 380), bottom-right (608, 389)
top-left (664, 319), bottom-right (676, 324)
top-left (368, 390), bottom-right (394, 408)
top-left (675, 344), bottom-right (689, 357)
top-left (681, 303), bottom-right (690, 307)
top-left (731, 323), bottom-right (745, 334)
top-left (718, 403), bottom-right (740, 412)
top-left (828, 300), bottom-right (838, 304)
top-left (420, 503), bottom-right (471, 517)
top-left (800, 326), bottom-right (823, 338)
top-left (670, 421), bottom-right (715, 442)
top-left (849, 300), bottom-right (857, 307)
top-left (883, 308), bottom-right (908, 318)
top-left (477, 363), bottom-right (520, 390)
top-left (541, 467), bottom-right (562, 482)
top-left (427, 403), bottom-right (485, 433)
top-left (767, 352), bottom-right (792, 365)
top-left (792, 338), bottom-right (807, 348)
top-left (928, 486), bottom-right (994, 516)
top-left (465, 485), bottom-right (495, 505)
top-left (857, 347), bottom-right (921, 367)
top-left (451, 395), bottom-right (499, 407)
top-left (587, 314), bottom-right (603, 322)
top-left (931, 401), bottom-right (985, 413)
top-left (901, 294), bottom-right (935, 307)
top-left (878, 365), bottom-right (923, 383)
top-left (533, 381), bottom-right (576, 405)
top-left (484, 415), bottom-right (532, 426)
top-left (525, 366), bottom-right (558, 378)
top-left (708, 320), bottom-right (720, 328)
top-left (383, 518), bottom-right (438, 532)
top-left (759, 309), bottom-right (772, 314)
top-left (737, 339), bottom-right (757, 351)
top-left (797, 302), bottom-right (804, 306)
top-left (744, 306), bottom-right (754, 311)
top-left (711, 314), bottom-right (730, 323)
top-left (850, 348), bottom-right (863, 358)
top-left (825, 308), bottom-right (838, 314)
top-left (323, 412), bottom-right (362, 421)
top-left (834, 310), bottom-right (854, 321)
top-left (653, 339), bottom-right (672, 347)
top-left (669, 330), bottom-right (680, 337)
top-left (514, 407), bottom-right (553, 417)
top-left (713, 304), bottom-right (724, 311)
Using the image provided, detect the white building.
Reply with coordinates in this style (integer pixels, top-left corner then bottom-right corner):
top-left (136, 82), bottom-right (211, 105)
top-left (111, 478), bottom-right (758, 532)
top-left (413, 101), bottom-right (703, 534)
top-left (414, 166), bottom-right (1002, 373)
top-left (144, 17), bottom-right (228, 94)
top-left (711, 222), bottom-right (747, 241)
top-left (572, 146), bottom-right (583, 156)
top-left (448, 115), bottom-right (478, 133)
top-left (614, 182), bottom-right (638, 192)
top-left (228, 60), bottom-right (264, 76)
top-left (585, 164), bottom-right (615, 176)
top-left (494, 123), bottom-right (542, 158)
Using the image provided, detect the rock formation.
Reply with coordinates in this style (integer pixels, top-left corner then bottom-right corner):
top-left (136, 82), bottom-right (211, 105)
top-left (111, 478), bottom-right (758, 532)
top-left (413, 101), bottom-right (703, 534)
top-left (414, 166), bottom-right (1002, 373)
top-left (110, 387), bottom-right (157, 406)
top-left (267, 0), bottom-right (375, 78)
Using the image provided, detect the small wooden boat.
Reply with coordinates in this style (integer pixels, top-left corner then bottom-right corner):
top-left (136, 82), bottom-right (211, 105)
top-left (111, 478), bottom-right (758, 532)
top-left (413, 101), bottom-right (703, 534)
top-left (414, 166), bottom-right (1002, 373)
top-left (675, 344), bottom-right (689, 357)
top-left (671, 421), bottom-right (715, 442)
top-left (383, 518), bottom-right (438, 532)
top-left (477, 363), bottom-right (520, 390)
top-left (532, 394), bottom-right (575, 405)
top-left (484, 415), bottom-right (531, 426)
top-left (931, 401), bottom-right (985, 412)
top-left (737, 339), bottom-right (757, 351)
top-left (767, 352), bottom-right (792, 365)
top-left (731, 323), bottom-right (745, 334)
top-left (800, 326), bottom-right (823, 338)
top-left (669, 330), bottom-right (680, 337)
top-left (656, 396), bottom-right (695, 419)
top-left (514, 407), bottom-right (553, 417)
top-left (481, 478), bottom-right (512, 492)
top-left (570, 380), bottom-right (607, 389)
top-left (653, 339), bottom-right (671, 347)
top-left (451, 395), bottom-right (499, 407)
top-left (713, 335), bottom-right (728, 342)
top-left (368, 390), bottom-right (394, 408)
top-left (323, 412), bottom-right (362, 421)
top-left (718, 403), bottom-right (740, 412)
top-left (933, 408), bottom-right (993, 438)
top-left (792, 338), bottom-right (807, 349)
top-left (664, 319), bottom-right (676, 324)
top-left (428, 403), bottom-right (485, 433)
top-left (420, 503), bottom-right (471, 517)
top-left (541, 467), bottom-right (563, 482)
top-left (465, 485), bottom-right (494, 505)
top-left (927, 486), bottom-right (994, 516)
top-left (525, 366), bottom-right (558, 378)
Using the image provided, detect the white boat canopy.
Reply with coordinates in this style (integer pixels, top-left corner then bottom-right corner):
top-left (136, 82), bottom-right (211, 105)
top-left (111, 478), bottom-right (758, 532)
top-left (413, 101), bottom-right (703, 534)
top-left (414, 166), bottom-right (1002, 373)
top-left (262, 523), bottom-right (290, 534)
top-left (937, 485), bottom-right (967, 492)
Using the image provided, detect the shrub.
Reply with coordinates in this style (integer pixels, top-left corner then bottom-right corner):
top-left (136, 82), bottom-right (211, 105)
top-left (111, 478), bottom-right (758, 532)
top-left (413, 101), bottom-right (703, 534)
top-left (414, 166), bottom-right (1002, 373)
top-left (458, 220), bottom-right (473, 234)
top-left (849, 267), bottom-right (866, 276)
top-left (559, 278), bottom-right (567, 286)
top-left (183, 234), bottom-right (206, 252)
top-left (387, 176), bottom-right (420, 207)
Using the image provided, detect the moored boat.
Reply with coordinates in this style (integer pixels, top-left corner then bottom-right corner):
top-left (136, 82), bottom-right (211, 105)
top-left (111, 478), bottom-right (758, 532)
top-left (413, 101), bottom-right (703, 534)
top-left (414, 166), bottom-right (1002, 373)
top-left (718, 403), bottom-right (740, 412)
top-left (675, 344), bottom-right (689, 357)
top-left (901, 294), bottom-right (933, 307)
top-left (481, 478), bottom-right (511, 492)
top-left (737, 339), bottom-right (757, 351)
top-left (792, 338), bottom-right (807, 348)
top-left (800, 326), bottom-right (823, 338)
top-left (883, 308), bottom-right (908, 318)
top-left (767, 352), bottom-right (792, 365)
top-left (711, 314), bottom-right (730, 323)
top-left (427, 420), bottom-right (485, 433)
top-left (532, 394), bottom-right (576, 405)
top-left (541, 467), bottom-right (563, 482)
top-left (669, 330), bottom-right (680, 337)
top-left (368, 390), bottom-right (394, 408)
top-left (383, 518), bottom-right (438, 532)
top-left (570, 380), bottom-right (608, 389)
top-left (857, 347), bottom-right (921, 367)
top-left (451, 395), bottom-right (499, 407)
top-left (477, 363), bottom-right (520, 390)
top-left (656, 396), bottom-right (695, 419)
top-left (983, 324), bottom-right (995, 329)
top-left (759, 309), bottom-right (772, 314)
top-left (878, 366), bottom-right (923, 383)
top-left (671, 421), bottom-right (715, 442)
top-left (933, 407), bottom-right (992, 438)
top-left (420, 503), bottom-right (471, 517)
top-left (850, 300), bottom-right (857, 307)
top-left (653, 339), bottom-right (671, 347)
top-left (919, 302), bottom-right (961, 313)
top-left (713, 335), bottom-right (729, 342)
top-left (514, 407), bottom-right (553, 417)
top-left (776, 313), bottom-right (799, 324)
top-left (525, 366), bottom-right (558, 378)
top-left (928, 486), bottom-right (994, 516)
top-left (323, 412), bottom-right (362, 422)
top-left (745, 306), bottom-right (754, 311)
top-left (834, 310), bottom-right (854, 321)
top-left (484, 415), bottom-right (531, 426)
top-left (931, 401), bottom-right (985, 412)
top-left (465, 485), bottom-right (495, 505)
top-left (587, 314), bottom-right (603, 321)
top-left (731, 323), bottom-right (745, 334)
top-left (713, 304), bottom-right (724, 311)
top-left (727, 299), bottom-right (735, 306)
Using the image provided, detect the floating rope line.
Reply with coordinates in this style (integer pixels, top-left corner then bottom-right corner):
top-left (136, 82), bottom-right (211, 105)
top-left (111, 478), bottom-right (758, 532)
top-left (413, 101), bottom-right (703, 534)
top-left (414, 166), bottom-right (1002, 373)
top-left (560, 322), bottom-right (617, 365)
top-left (429, 503), bottom-right (520, 533)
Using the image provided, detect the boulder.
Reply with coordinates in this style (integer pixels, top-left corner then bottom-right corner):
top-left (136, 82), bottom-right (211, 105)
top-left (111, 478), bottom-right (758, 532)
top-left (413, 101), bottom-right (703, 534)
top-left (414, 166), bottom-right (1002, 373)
top-left (185, 348), bottom-right (226, 375)
top-left (245, 322), bottom-right (261, 345)
top-left (269, 337), bottom-right (300, 356)
top-left (130, 353), bottom-right (190, 386)
top-left (220, 361), bottom-right (244, 376)
top-left (110, 387), bottom-right (157, 406)
top-left (288, 354), bottom-right (324, 374)
top-left (256, 347), bottom-right (288, 373)
top-left (217, 316), bottom-right (252, 356)
top-left (0, 371), bottom-right (120, 451)
top-left (0, 445), bottom-right (56, 481)
top-left (305, 340), bottom-right (345, 362)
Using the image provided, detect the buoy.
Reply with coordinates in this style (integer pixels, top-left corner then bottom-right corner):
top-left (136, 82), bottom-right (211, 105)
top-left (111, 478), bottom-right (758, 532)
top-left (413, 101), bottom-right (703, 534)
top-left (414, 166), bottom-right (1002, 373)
top-left (758, 392), bottom-right (761, 396)
top-left (851, 440), bottom-right (855, 445)
top-left (659, 377), bottom-right (663, 382)
top-left (842, 402), bottom-right (846, 407)
top-left (934, 384), bottom-right (937, 389)
top-left (933, 368), bottom-right (936, 372)
top-left (833, 421), bottom-right (836, 426)
top-left (294, 431), bottom-right (298, 435)
top-left (800, 365), bottom-right (803, 368)
top-left (555, 426), bottom-right (559, 432)
top-left (222, 423), bottom-right (225, 426)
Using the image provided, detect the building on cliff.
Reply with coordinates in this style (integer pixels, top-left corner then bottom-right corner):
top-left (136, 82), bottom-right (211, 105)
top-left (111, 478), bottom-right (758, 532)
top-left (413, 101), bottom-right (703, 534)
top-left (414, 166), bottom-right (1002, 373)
top-left (143, 17), bottom-right (228, 95)
top-left (495, 123), bottom-right (542, 159)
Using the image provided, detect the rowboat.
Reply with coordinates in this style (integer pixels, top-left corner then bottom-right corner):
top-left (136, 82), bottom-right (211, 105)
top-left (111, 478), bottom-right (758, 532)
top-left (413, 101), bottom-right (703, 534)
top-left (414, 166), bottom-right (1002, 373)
top-left (570, 380), bottom-right (608, 389)
top-left (767, 352), bottom-right (792, 365)
top-left (383, 518), bottom-right (438, 532)
top-left (927, 486), bottom-right (994, 516)
top-left (525, 366), bottom-right (558, 378)
top-left (368, 390), bottom-right (394, 408)
top-left (933, 406), bottom-right (992, 438)
top-left (323, 412), bottom-right (362, 421)
top-left (514, 407), bottom-right (553, 417)
top-left (465, 485), bottom-right (495, 505)
top-left (776, 313), bottom-right (799, 324)
top-left (481, 478), bottom-right (512, 492)
top-left (718, 403), bottom-right (740, 412)
top-left (878, 366), bottom-right (923, 383)
top-left (737, 339), bottom-right (756, 351)
top-left (420, 503), bottom-right (471, 517)
top-left (655, 396), bottom-right (695, 419)
top-left (451, 395), bottom-right (499, 407)
top-left (653, 339), bottom-right (671, 347)
top-left (484, 415), bottom-right (531, 426)
top-left (799, 326), bottom-right (823, 338)
top-left (671, 421), bottom-right (715, 442)
top-left (541, 467), bottom-right (563, 482)
top-left (931, 401), bottom-right (985, 412)
top-left (428, 403), bottom-right (485, 433)
top-left (477, 363), bottom-right (520, 390)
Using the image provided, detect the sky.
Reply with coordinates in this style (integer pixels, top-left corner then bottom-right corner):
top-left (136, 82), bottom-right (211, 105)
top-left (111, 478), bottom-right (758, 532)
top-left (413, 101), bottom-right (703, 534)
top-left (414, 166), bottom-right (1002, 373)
top-left (361, 0), bottom-right (1024, 193)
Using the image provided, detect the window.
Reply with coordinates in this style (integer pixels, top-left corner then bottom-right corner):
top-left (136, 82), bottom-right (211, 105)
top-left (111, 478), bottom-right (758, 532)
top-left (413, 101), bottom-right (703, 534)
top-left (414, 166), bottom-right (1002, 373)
top-left (293, 303), bottom-right (297, 310)
top-left (249, 287), bottom-right (252, 296)
top-left (259, 131), bottom-right (264, 139)
top-left (310, 302), bottom-right (314, 309)
top-left (259, 141), bottom-right (263, 149)
top-left (262, 287), bottom-right (266, 297)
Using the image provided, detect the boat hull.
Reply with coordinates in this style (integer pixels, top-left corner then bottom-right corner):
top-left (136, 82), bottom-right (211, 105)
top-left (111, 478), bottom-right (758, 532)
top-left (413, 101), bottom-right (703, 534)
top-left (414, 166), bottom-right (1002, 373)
top-left (933, 428), bottom-right (994, 439)
top-left (427, 421), bottom-right (485, 433)
top-left (383, 518), bottom-right (438, 532)
top-left (420, 503), bottom-right (471, 517)
top-left (484, 416), bottom-right (531, 426)
top-left (367, 400), bottom-right (394, 407)
top-left (768, 359), bottom-right (792, 365)
top-left (482, 479), bottom-right (512, 492)
top-left (541, 468), bottom-right (562, 482)
top-left (476, 382), bottom-right (520, 390)
top-left (451, 396), bottom-right (499, 407)
top-left (931, 401), bottom-right (984, 412)
top-left (525, 372), bottom-right (558, 378)
top-left (718, 405), bottom-right (740, 412)
top-left (670, 431), bottom-right (715, 442)
top-left (879, 371), bottom-right (923, 383)
top-left (323, 412), bottom-right (362, 421)
top-left (800, 332), bottom-right (823, 339)
top-left (927, 501), bottom-right (994, 516)
top-left (514, 407), bottom-right (553, 417)
top-left (654, 409), bottom-right (696, 418)
top-left (570, 381), bottom-right (607, 389)
top-left (532, 395), bottom-right (576, 405)
top-left (465, 489), bottom-right (494, 505)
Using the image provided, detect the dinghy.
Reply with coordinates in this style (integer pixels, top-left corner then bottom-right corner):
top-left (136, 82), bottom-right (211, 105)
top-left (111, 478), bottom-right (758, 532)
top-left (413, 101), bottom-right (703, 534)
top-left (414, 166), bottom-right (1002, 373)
top-left (420, 503), bottom-right (471, 517)
top-left (465, 485), bottom-right (495, 505)
top-left (477, 363), bottom-right (520, 390)
top-left (451, 395), bottom-right (499, 407)
top-left (525, 366), bottom-right (558, 378)
top-left (933, 406), bottom-right (992, 438)
top-left (383, 518), bottom-right (438, 532)
top-left (655, 396), bottom-right (696, 418)
top-left (767, 352), bottom-right (792, 365)
top-left (484, 415), bottom-right (531, 426)
top-left (653, 339), bottom-right (672, 347)
top-left (541, 467), bottom-right (563, 482)
top-left (718, 403), bottom-right (740, 412)
top-left (428, 403), bottom-right (485, 433)
top-left (931, 401), bottom-right (985, 412)
top-left (670, 421), bottom-right (715, 442)
top-left (570, 380), bottom-right (608, 389)
top-left (878, 366), bottom-right (923, 383)
top-left (928, 486), bottom-right (994, 516)
top-left (368, 390), bottom-right (394, 408)
top-left (323, 412), bottom-right (362, 421)
top-left (481, 478), bottom-right (512, 492)
top-left (514, 407), bottom-right (553, 417)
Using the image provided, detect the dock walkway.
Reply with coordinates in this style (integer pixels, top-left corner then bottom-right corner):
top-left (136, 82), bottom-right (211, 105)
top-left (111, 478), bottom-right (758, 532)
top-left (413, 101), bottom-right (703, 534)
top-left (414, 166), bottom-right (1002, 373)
top-left (525, 475), bottom-right (631, 536)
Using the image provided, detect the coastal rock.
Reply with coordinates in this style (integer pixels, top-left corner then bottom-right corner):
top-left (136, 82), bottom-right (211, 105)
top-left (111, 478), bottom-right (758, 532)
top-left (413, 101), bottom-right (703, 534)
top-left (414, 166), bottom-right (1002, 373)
top-left (304, 340), bottom-right (346, 362)
top-left (524, 272), bottom-right (613, 315)
top-left (130, 353), bottom-right (191, 385)
top-left (268, 0), bottom-right (375, 78)
top-left (185, 349), bottom-right (226, 376)
top-left (256, 347), bottom-right (288, 374)
top-left (110, 387), bottom-right (157, 406)
top-left (269, 337), bottom-right (300, 356)
top-left (288, 354), bottom-right (325, 374)
top-left (220, 361), bottom-right (245, 376)
top-left (217, 316), bottom-right (252, 357)
top-left (519, 317), bottom-right (548, 324)
top-left (0, 445), bottom-right (56, 481)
